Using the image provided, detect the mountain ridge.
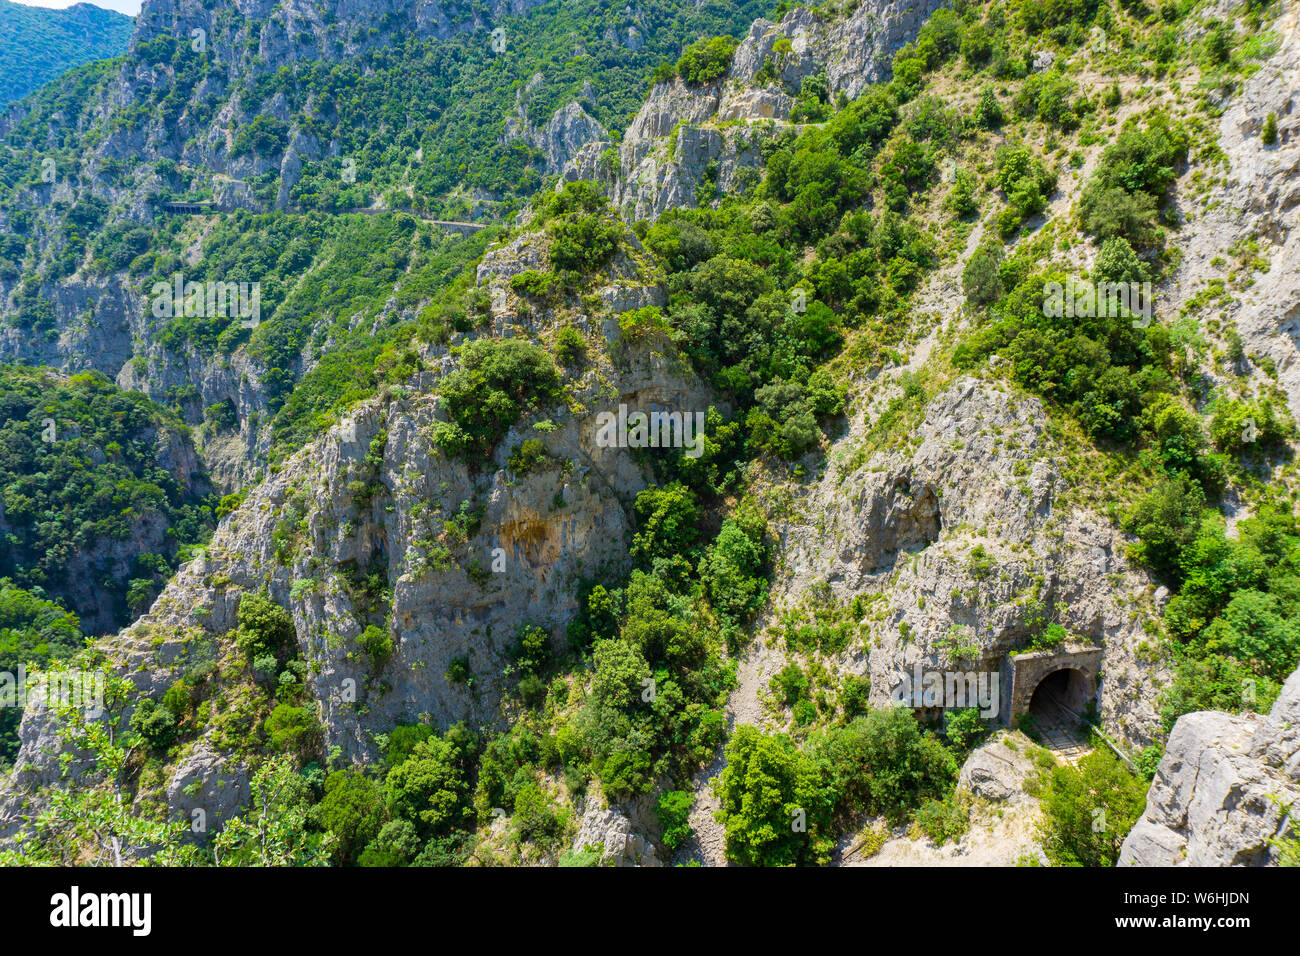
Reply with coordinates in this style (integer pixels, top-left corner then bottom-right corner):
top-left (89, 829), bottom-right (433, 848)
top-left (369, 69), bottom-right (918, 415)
top-left (0, 0), bottom-right (1297, 869)
top-left (0, 0), bottom-right (133, 106)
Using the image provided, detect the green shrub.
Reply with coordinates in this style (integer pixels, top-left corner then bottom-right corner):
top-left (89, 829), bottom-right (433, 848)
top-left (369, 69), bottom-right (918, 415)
top-left (129, 698), bottom-right (177, 750)
top-left (631, 483), bottom-right (700, 565)
top-left (1037, 748), bottom-right (1148, 866)
top-left (1262, 112), bottom-right (1278, 145)
top-left (656, 789), bottom-right (695, 850)
top-left (264, 703), bottom-right (321, 757)
top-left (553, 326), bottom-right (586, 366)
top-left (716, 726), bottom-right (836, 866)
top-left (815, 708), bottom-right (958, 825)
top-left (676, 36), bottom-right (738, 85)
top-left (840, 674), bottom-right (871, 719)
top-left (358, 819), bottom-right (420, 867)
top-left (384, 734), bottom-right (472, 838)
top-left (319, 769), bottom-right (387, 863)
top-left (771, 662), bottom-right (809, 706)
top-left (511, 782), bottom-right (569, 848)
top-left (509, 269), bottom-right (558, 299)
top-left (913, 794), bottom-right (970, 845)
top-left (507, 438), bottom-right (550, 475)
top-left (234, 591), bottom-right (297, 665)
top-left (432, 338), bottom-right (560, 461)
top-left (359, 624), bottom-right (394, 668)
top-left (963, 243), bottom-right (1004, 307)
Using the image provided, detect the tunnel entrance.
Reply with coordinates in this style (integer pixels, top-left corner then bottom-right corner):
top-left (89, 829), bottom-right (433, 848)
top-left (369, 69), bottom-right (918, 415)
top-left (1026, 667), bottom-right (1092, 759)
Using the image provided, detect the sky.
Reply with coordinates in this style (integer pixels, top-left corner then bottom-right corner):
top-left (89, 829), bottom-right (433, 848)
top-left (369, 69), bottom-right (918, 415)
top-left (11, 0), bottom-right (142, 15)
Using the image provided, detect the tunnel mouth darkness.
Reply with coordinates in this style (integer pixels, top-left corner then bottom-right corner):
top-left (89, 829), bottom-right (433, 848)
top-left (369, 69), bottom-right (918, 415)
top-left (1027, 667), bottom-right (1092, 722)
top-left (1026, 667), bottom-right (1094, 756)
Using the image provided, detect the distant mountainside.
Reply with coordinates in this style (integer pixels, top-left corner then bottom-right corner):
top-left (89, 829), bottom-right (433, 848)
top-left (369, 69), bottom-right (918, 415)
top-left (0, 0), bottom-right (1298, 872)
top-left (0, 0), bottom-right (133, 106)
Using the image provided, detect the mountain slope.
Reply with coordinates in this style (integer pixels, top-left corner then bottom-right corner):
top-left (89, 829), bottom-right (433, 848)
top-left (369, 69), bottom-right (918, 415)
top-left (0, 0), bottom-right (133, 106)
top-left (0, 0), bottom-right (771, 489)
top-left (0, 0), bottom-right (1298, 870)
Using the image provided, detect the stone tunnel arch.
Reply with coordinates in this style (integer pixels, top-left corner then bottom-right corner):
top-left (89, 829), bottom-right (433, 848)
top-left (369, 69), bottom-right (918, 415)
top-left (1005, 647), bottom-right (1103, 725)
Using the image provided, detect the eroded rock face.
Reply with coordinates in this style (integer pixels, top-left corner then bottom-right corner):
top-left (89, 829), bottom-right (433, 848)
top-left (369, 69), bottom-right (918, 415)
top-left (574, 0), bottom-right (947, 221)
top-left (773, 377), bottom-right (1169, 747)
top-left (0, 218), bottom-right (718, 833)
top-left (571, 787), bottom-right (660, 866)
top-left (1119, 666), bottom-right (1300, 867)
top-left (163, 742), bottom-right (250, 843)
top-left (1167, 2), bottom-right (1300, 411)
top-left (730, 0), bottom-right (946, 99)
top-left (507, 98), bottom-right (610, 176)
top-left (958, 732), bottom-right (1040, 802)
top-left (0, 0), bottom-right (554, 495)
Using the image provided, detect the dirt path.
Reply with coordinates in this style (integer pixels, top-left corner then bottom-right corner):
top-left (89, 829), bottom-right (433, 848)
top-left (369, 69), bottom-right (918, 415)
top-left (847, 796), bottom-right (1046, 867)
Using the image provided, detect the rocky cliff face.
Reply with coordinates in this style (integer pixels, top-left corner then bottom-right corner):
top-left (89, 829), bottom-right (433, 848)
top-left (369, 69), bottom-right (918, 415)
top-left (4, 0), bottom-right (1300, 868)
top-left (1165, 1), bottom-right (1300, 413)
top-left (760, 376), bottom-right (1169, 748)
top-left (567, 0), bottom-right (947, 220)
top-left (505, 75), bottom-right (611, 176)
top-left (0, 211), bottom-right (713, 823)
top-left (0, 0), bottom-right (552, 494)
top-left (1119, 665), bottom-right (1300, 866)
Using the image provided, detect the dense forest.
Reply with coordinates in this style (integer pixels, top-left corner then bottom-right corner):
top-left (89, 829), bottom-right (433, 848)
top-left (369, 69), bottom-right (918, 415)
top-left (0, 0), bottom-right (1295, 871)
top-left (0, 0), bottom-right (132, 106)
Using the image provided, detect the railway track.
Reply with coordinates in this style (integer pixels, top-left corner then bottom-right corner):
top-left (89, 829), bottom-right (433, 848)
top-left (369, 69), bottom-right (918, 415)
top-left (1031, 686), bottom-right (1093, 763)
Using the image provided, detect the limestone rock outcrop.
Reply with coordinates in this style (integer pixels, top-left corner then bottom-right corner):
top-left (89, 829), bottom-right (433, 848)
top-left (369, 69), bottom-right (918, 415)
top-left (569, 0), bottom-right (947, 221)
top-left (1119, 666), bottom-right (1300, 867)
top-left (769, 377), bottom-right (1170, 747)
top-left (958, 732), bottom-right (1041, 802)
top-left (571, 788), bottom-right (660, 866)
top-left (1166, 2), bottom-right (1300, 410)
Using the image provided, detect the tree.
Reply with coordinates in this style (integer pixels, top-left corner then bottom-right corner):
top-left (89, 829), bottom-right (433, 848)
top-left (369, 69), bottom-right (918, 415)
top-left (1093, 236), bottom-right (1148, 284)
top-left (1262, 112), bottom-right (1278, 146)
top-left (434, 338), bottom-right (560, 460)
top-left (511, 783), bottom-right (568, 848)
top-left (1160, 652), bottom-right (1278, 730)
top-left (1203, 590), bottom-right (1300, 681)
top-left (384, 735), bottom-right (471, 838)
top-left (359, 819), bottom-right (421, 867)
top-left (675, 35), bottom-right (738, 85)
top-left (656, 790), bottom-right (695, 850)
top-left (716, 726), bottom-right (835, 866)
top-left (0, 580), bottom-right (83, 762)
top-left (961, 25), bottom-right (992, 67)
top-left (1080, 184), bottom-right (1159, 249)
top-left (588, 638), bottom-right (652, 711)
top-left (946, 168), bottom-right (979, 218)
top-left (264, 703), bottom-right (322, 757)
top-left (319, 769), bottom-right (387, 863)
top-left (548, 212), bottom-right (621, 275)
top-left (976, 85), bottom-right (1003, 128)
top-left (1037, 748), bottom-right (1148, 866)
top-left (631, 483), bottom-right (700, 565)
top-left (963, 243), bottom-right (1004, 307)
top-left (1124, 475), bottom-right (1206, 584)
top-left (815, 707), bottom-right (958, 823)
top-left (701, 519), bottom-right (768, 623)
top-left (234, 591), bottom-right (296, 664)
top-left (213, 756), bottom-right (330, 866)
